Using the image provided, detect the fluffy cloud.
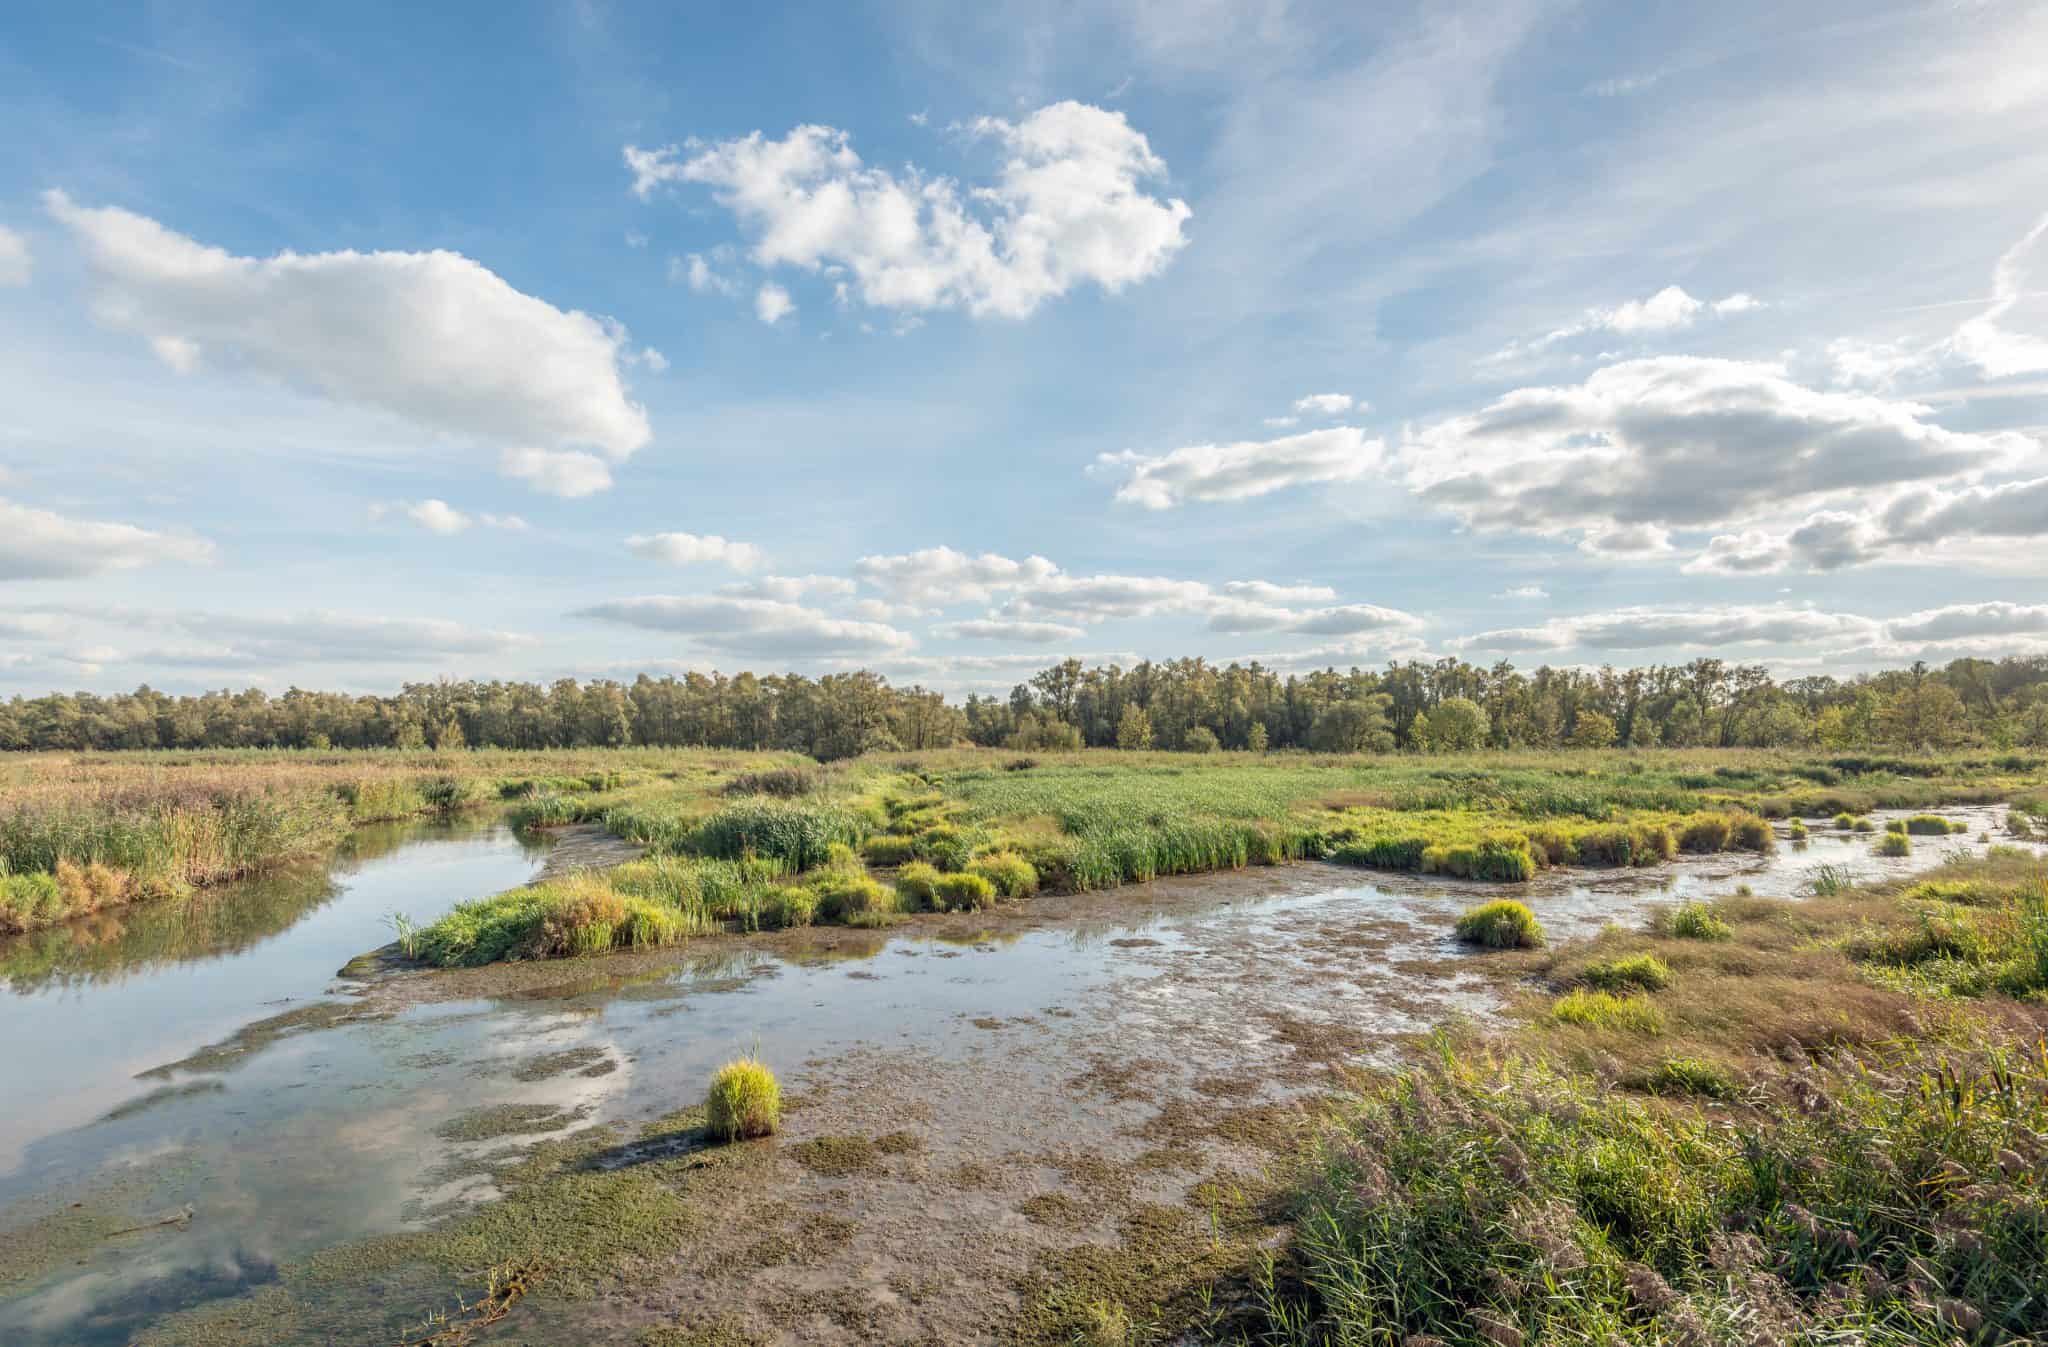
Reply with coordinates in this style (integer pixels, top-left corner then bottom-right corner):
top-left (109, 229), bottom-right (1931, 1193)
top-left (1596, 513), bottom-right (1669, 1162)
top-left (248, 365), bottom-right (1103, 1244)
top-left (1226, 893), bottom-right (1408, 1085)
top-left (45, 191), bottom-right (651, 491)
top-left (754, 282), bottom-right (794, 325)
top-left (575, 595), bottom-right (915, 656)
top-left (627, 101), bottom-right (1190, 319)
top-left (1683, 476), bottom-right (2048, 574)
top-left (1205, 600), bottom-right (1421, 637)
top-left (1096, 426), bottom-right (1382, 509)
top-left (1005, 573), bottom-right (1217, 623)
top-left (368, 499), bottom-right (528, 535)
top-left (1404, 357), bottom-right (2029, 548)
top-left (937, 618), bottom-right (1087, 643)
top-left (853, 547), bottom-right (1059, 608)
top-left (625, 531), bottom-right (765, 571)
top-left (1497, 584), bottom-right (1549, 599)
top-left (1885, 601), bottom-right (2048, 643)
top-left (500, 447), bottom-right (614, 498)
top-left (1220, 580), bottom-right (1339, 604)
top-left (0, 498), bottom-right (215, 581)
top-left (1488, 285), bottom-right (1764, 363)
top-left (0, 225), bottom-right (28, 286)
top-left (1292, 392), bottom-right (1357, 415)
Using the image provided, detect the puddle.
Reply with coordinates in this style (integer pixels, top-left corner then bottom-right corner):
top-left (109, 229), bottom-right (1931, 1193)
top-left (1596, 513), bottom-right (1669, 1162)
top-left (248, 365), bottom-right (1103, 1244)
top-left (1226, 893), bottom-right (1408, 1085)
top-left (0, 803), bottom-right (2033, 1345)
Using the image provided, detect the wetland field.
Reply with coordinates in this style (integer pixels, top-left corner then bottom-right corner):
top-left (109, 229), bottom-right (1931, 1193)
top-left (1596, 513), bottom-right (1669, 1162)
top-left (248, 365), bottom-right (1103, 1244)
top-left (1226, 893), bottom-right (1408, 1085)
top-left (2, 747), bottom-right (2046, 1345)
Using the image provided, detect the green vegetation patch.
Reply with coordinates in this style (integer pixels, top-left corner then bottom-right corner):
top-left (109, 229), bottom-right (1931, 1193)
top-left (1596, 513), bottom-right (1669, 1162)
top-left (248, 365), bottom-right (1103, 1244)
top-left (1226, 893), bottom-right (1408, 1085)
top-left (1454, 899), bottom-right (1544, 949)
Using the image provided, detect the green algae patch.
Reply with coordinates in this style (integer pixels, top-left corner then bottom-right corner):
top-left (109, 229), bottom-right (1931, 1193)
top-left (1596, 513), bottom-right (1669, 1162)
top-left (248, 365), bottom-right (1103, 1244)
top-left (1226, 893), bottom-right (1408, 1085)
top-left (137, 1000), bottom-right (391, 1079)
top-left (137, 1121), bottom-right (769, 1346)
top-left (509, 1045), bottom-right (616, 1081)
top-left (434, 1102), bottom-right (592, 1143)
top-left (788, 1133), bottom-right (881, 1177)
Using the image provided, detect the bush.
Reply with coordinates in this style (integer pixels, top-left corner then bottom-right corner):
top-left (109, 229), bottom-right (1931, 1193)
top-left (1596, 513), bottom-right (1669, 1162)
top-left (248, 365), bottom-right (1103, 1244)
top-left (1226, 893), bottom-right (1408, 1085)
top-left (894, 861), bottom-right (942, 910)
top-left (933, 871), bottom-right (997, 912)
top-left (966, 851), bottom-right (1038, 899)
top-left (1453, 899), bottom-right (1544, 949)
top-left (1579, 952), bottom-right (1671, 993)
top-left (1666, 900), bottom-right (1732, 941)
top-left (1551, 988), bottom-right (1665, 1034)
top-left (861, 834), bottom-right (918, 865)
top-left (706, 1057), bottom-right (781, 1141)
top-left (1877, 831), bottom-right (1912, 857)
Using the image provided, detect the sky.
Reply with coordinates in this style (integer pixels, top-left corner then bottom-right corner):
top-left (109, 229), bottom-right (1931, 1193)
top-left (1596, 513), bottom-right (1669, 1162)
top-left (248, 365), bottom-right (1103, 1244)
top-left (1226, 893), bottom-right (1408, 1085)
top-left (1, 0), bottom-right (2046, 699)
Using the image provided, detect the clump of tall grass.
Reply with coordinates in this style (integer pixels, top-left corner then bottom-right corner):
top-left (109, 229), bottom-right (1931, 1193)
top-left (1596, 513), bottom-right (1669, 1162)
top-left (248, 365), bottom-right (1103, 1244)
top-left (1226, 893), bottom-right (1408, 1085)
top-left (1551, 987), bottom-right (1664, 1033)
top-left (933, 872), bottom-right (997, 912)
top-left (860, 834), bottom-right (918, 865)
top-left (1877, 831), bottom-right (1912, 857)
top-left (689, 799), bottom-right (868, 869)
top-left (1578, 952), bottom-right (1671, 993)
top-left (409, 872), bottom-right (705, 965)
top-left (720, 766), bottom-right (821, 798)
top-left (1663, 900), bottom-right (1732, 941)
top-left (1833, 811), bottom-right (1857, 829)
top-left (1420, 835), bottom-right (1537, 882)
top-left (1262, 1044), bottom-right (2048, 1344)
top-left (1640, 1054), bottom-right (1738, 1098)
top-left (1787, 817), bottom-right (1808, 841)
top-left (1454, 899), bottom-right (1544, 949)
top-left (966, 851), bottom-right (1037, 899)
top-left (1902, 813), bottom-right (1966, 835)
top-left (705, 1056), bottom-right (780, 1141)
top-left (894, 861), bottom-right (942, 911)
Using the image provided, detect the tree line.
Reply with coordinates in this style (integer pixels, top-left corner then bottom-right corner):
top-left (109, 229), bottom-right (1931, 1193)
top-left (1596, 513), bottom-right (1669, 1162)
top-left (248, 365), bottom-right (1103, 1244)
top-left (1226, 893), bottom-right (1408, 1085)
top-left (4, 655), bottom-right (2047, 759)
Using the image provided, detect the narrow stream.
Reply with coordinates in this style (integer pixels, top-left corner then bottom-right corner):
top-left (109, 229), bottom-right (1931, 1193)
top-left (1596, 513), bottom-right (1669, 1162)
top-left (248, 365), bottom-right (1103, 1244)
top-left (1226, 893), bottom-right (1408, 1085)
top-left (0, 805), bottom-right (2033, 1345)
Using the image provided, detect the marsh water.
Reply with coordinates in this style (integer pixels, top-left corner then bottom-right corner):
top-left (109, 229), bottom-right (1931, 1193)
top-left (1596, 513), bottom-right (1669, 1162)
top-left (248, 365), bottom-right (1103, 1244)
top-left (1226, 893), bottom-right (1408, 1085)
top-left (0, 806), bottom-right (2034, 1345)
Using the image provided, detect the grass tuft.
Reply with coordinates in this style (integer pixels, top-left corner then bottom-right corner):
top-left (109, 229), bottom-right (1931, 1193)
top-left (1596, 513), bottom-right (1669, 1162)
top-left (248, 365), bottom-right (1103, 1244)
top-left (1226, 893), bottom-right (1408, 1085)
top-left (705, 1056), bottom-right (780, 1142)
top-left (1454, 899), bottom-right (1544, 949)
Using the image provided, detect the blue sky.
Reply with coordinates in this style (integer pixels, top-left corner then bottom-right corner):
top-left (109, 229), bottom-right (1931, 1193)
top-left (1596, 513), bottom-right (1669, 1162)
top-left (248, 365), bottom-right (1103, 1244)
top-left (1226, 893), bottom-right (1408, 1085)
top-left (2, 0), bottom-right (2046, 697)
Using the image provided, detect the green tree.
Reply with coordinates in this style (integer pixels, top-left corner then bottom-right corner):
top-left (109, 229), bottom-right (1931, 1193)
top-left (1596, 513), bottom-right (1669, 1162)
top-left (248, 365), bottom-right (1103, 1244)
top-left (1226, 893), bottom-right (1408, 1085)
top-left (1310, 696), bottom-right (1395, 753)
top-left (1246, 722), bottom-right (1269, 754)
top-left (1565, 709), bottom-right (1617, 749)
top-left (1183, 725), bottom-right (1220, 753)
top-left (1425, 697), bottom-right (1489, 753)
top-left (1115, 703), bottom-right (1154, 750)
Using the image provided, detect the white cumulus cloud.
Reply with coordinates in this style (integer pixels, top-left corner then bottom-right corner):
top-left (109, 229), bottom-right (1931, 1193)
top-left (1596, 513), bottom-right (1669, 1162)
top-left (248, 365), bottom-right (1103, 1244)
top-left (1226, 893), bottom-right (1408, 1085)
top-left (0, 225), bottom-right (29, 286)
top-left (627, 101), bottom-right (1190, 319)
top-left (754, 281), bottom-right (794, 325)
top-left (500, 447), bottom-right (614, 499)
top-left (0, 498), bottom-right (215, 581)
top-left (575, 595), bottom-right (915, 657)
top-left (1292, 392), bottom-right (1357, 415)
top-left (45, 191), bottom-right (652, 493)
top-left (625, 532), bottom-right (766, 571)
top-left (1096, 426), bottom-right (1382, 509)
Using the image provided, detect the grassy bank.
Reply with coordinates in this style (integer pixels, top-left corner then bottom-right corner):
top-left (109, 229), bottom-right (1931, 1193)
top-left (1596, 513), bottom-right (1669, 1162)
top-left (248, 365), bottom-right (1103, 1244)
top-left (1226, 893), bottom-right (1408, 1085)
top-left (404, 747), bottom-right (2048, 968)
top-left (0, 748), bottom-right (803, 935)
top-left (1229, 846), bottom-right (2048, 1346)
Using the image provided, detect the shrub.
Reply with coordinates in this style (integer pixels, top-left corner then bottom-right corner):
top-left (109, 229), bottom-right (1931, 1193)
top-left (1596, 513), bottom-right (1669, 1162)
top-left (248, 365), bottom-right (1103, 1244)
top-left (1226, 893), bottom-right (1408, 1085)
top-left (1551, 988), bottom-right (1665, 1034)
top-left (1580, 952), bottom-right (1672, 993)
top-left (966, 851), bottom-right (1038, 899)
top-left (860, 835), bottom-right (918, 865)
top-left (706, 1056), bottom-right (781, 1141)
top-left (894, 861), bottom-right (942, 910)
top-left (933, 871), bottom-right (997, 912)
top-left (1453, 899), bottom-right (1544, 949)
top-left (1667, 901), bottom-right (1733, 941)
top-left (1877, 832), bottom-right (1912, 857)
